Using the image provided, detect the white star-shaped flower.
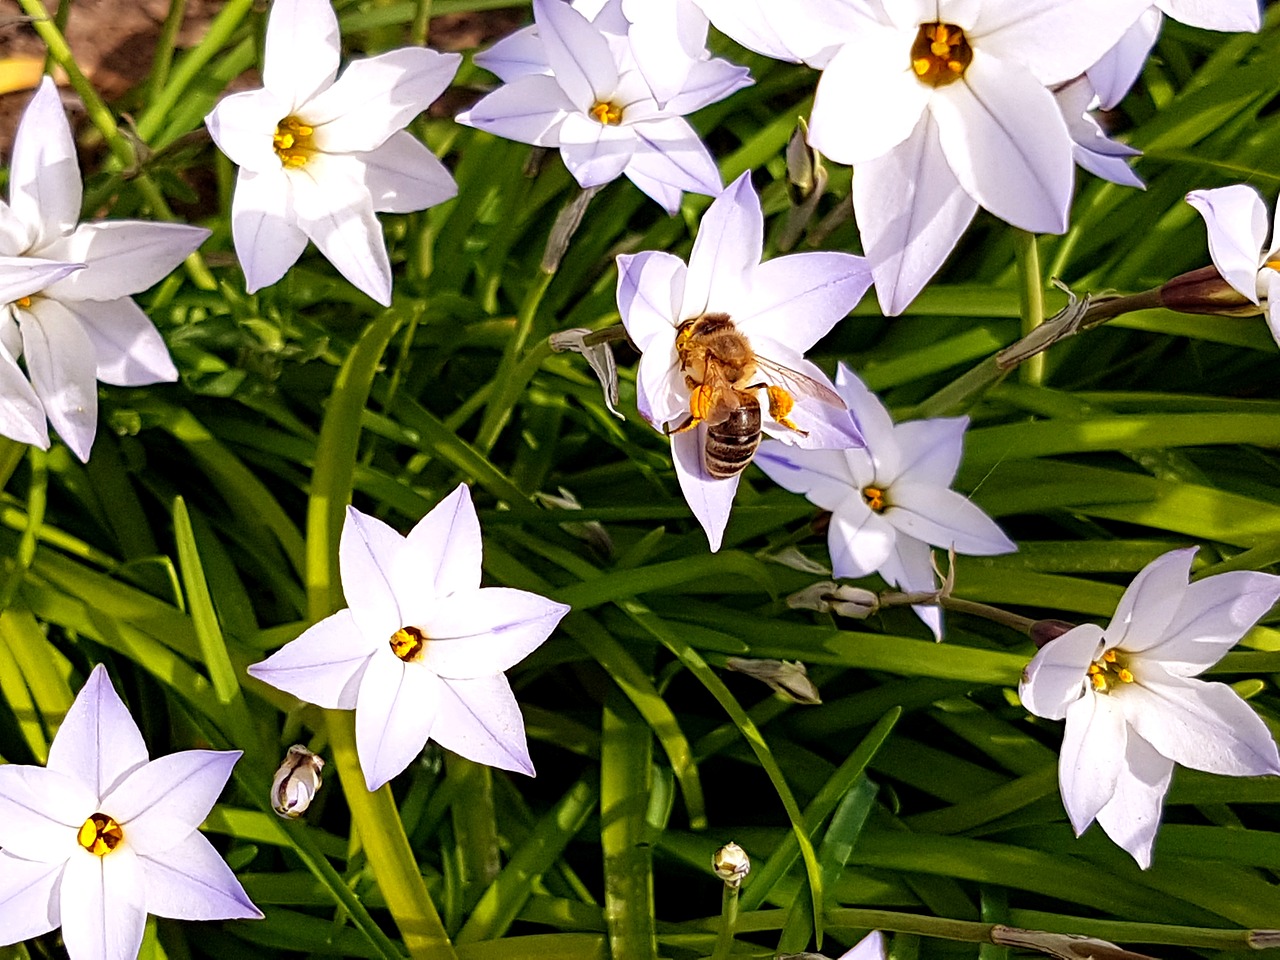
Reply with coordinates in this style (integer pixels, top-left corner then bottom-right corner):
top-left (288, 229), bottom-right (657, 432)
top-left (204, 0), bottom-right (461, 305)
top-left (1185, 183), bottom-right (1280, 346)
top-left (0, 664), bottom-right (261, 960)
top-left (798, 0), bottom-right (1148, 315)
top-left (1089, 1), bottom-right (1261, 110)
top-left (616, 172), bottom-right (871, 551)
top-left (248, 484), bottom-right (570, 791)
top-left (755, 363), bottom-right (1015, 639)
top-left (0, 78), bottom-right (209, 461)
top-left (1020, 548), bottom-right (1280, 868)
top-left (458, 0), bottom-right (750, 215)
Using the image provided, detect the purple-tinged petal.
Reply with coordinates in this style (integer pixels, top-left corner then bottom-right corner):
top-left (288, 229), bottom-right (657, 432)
top-left (834, 363), bottom-right (901, 481)
top-left (0, 257), bottom-right (82, 306)
top-left (0, 851), bottom-right (62, 944)
top-left (559, 112), bottom-right (636, 187)
top-left (625, 169), bottom-right (686, 216)
top-left (626, 117), bottom-right (722, 198)
top-left (22, 298), bottom-right (98, 463)
top-left (1265, 272), bottom-right (1280, 348)
top-left (247, 609), bottom-right (373, 710)
top-left (701, 0), bottom-right (860, 63)
top-left (739, 252), bottom-right (871, 353)
top-left (621, 0), bottom-right (705, 105)
top-left (402, 484), bottom-right (483, 602)
top-left (1020, 623), bottom-right (1105, 721)
top-left (1107, 547), bottom-right (1196, 652)
top-left (9, 78), bottom-right (80, 250)
top-left (683, 173), bottom-right (762, 319)
top-left (1058, 688), bottom-right (1126, 834)
top-left (1056, 77), bottom-right (1144, 189)
top-left (231, 167), bottom-right (308, 295)
top-left (360, 131), bottom-right (458, 214)
top-left (423, 588), bottom-right (569, 678)
top-left (853, 114), bottom-right (979, 316)
top-left (65, 297), bottom-right (177, 387)
top-left (659, 57), bottom-right (752, 115)
top-left (0, 333), bottom-right (49, 449)
top-left (755, 441), bottom-right (856, 514)
top-left (887, 482), bottom-right (1016, 556)
top-left (47, 664), bottom-right (148, 799)
top-left (1086, 10), bottom-right (1162, 110)
top-left (0, 765), bottom-right (93, 861)
top-left (59, 844), bottom-right (145, 960)
top-left (339, 507), bottom-right (412, 643)
top-left (1162, 0), bottom-right (1259, 32)
top-left (432, 674), bottom-right (536, 775)
top-left (308, 49), bottom-right (462, 153)
top-left (41, 221), bottom-right (209, 303)
top-left (535, 0), bottom-right (619, 107)
top-left (892, 416), bottom-right (967, 488)
top-left (1131, 571), bottom-right (1280, 674)
top-left (616, 250), bottom-right (684, 352)
top-left (671, 426), bottom-right (740, 552)
top-left (879, 533), bottom-right (944, 639)
top-left (355, 654), bottom-right (440, 790)
top-left (1095, 732), bottom-right (1173, 869)
top-left (204, 88), bottom-right (288, 174)
top-left (829, 496), bottom-right (896, 580)
top-left (474, 25), bottom-right (549, 82)
top-left (837, 931), bottom-right (887, 960)
top-left (1186, 185), bottom-right (1267, 304)
top-left (747, 341), bottom-right (862, 450)
top-left (141, 832), bottom-right (262, 920)
top-left (1121, 666), bottom-right (1280, 777)
top-left (263, 0), bottom-right (340, 112)
top-left (455, 75), bottom-right (572, 147)
top-left (103, 751), bottom-right (240, 855)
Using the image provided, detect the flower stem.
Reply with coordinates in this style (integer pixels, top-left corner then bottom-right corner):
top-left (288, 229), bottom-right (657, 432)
top-left (710, 882), bottom-right (741, 960)
top-left (1013, 229), bottom-right (1045, 386)
top-left (412, 0), bottom-right (434, 46)
top-left (940, 596), bottom-right (1036, 635)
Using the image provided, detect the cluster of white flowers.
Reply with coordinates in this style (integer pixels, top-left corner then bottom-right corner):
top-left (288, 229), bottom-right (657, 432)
top-left (2, 0), bottom-right (1279, 956)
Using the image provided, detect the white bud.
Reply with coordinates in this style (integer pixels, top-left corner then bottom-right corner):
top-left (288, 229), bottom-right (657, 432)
top-left (787, 581), bottom-right (879, 618)
top-left (271, 745), bottom-right (325, 819)
top-left (712, 841), bottom-right (750, 887)
top-left (725, 658), bottom-right (821, 704)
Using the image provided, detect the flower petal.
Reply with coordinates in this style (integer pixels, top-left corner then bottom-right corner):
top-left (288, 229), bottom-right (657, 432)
top-left (1265, 272), bottom-right (1280, 348)
top-left (60, 843), bottom-right (145, 960)
top-left (879, 533), bottom-right (944, 640)
top-left (660, 56), bottom-right (752, 116)
top-left (141, 832), bottom-right (262, 920)
top-left (455, 75), bottom-right (571, 147)
top-left (22, 298), bottom-right (98, 462)
top-left (263, 0), bottom-right (340, 112)
top-left (697, 0), bottom-right (857, 63)
top-left (204, 89), bottom-right (285, 173)
top-left (64, 297), bottom-right (177, 387)
top-left (671, 426), bottom-right (740, 552)
top-left (1107, 547), bottom-right (1196, 651)
top-left (619, 0), bottom-right (703, 105)
top-left (231, 167), bottom-right (308, 295)
top-left (754, 441), bottom-right (856, 513)
top-left (402, 483), bottom-right (483, 601)
top-left (682, 172), bottom-right (762, 320)
top-left (1058, 687), bottom-right (1126, 834)
top-left (829, 495), bottom-right (896, 579)
top-left (307, 49), bottom-right (462, 153)
top-left (422, 588), bottom-right (569, 679)
top-left (837, 931), bottom-right (887, 960)
top-left (625, 169), bottom-right (686, 216)
top-left (1163, 0), bottom-right (1260, 32)
top-left (885, 482), bottom-right (1017, 555)
top-left (933, 55), bottom-right (1074, 233)
top-left (291, 155), bottom-right (391, 305)
top-left (0, 851), bottom-right (62, 944)
top-left (0, 257), bottom-right (82, 306)
top-left (1087, 11), bottom-right (1162, 110)
top-left (617, 250), bottom-right (684, 353)
top-left (853, 113), bottom-right (979, 316)
top-left (340, 507), bottom-right (414, 640)
top-left (103, 751), bottom-right (240, 855)
top-left (0, 765), bottom-right (93, 861)
top-left (9, 78), bottom-right (80, 250)
top-left (1019, 623), bottom-right (1106, 721)
top-left (246, 609), bottom-right (373, 710)
top-left (626, 117), bottom-right (722, 201)
top-left (893, 416), bottom-right (968, 488)
top-left (42, 221), bottom-right (209, 303)
top-left (474, 25), bottom-right (548, 82)
top-left (739, 252), bottom-right (872, 353)
top-left (431, 674), bottom-right (535, 775)
top-left (559, 112), bottom-right (637, 188)
top-left (356, 653), bottom-right (441, 790)
top-left (1130, 570), bottom-right (1280, 674)
top-left (47, 664), bottom-right (149, 798)
top-left (0, 332), bottom-right (49, 449)
top-left (535, 0), bottom-right (619, 107)
top-left (359, 131), bottom-right (458, 214)
top-left (1121, 666), bottom-right (1280, 777)
top-left (1186, 184), bottom-right (1267, 304)
top-left (834, 363), bottom-right (900, 482)
top-left (1094, 731), bottom-right (1174, 869)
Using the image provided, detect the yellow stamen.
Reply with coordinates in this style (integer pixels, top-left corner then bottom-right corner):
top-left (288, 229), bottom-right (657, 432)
top-left (77, 813), bottom-right (124, 857)
top-left (15, 296), bottom-right (31, 309)
top-left (910, 22), bottom-right (972, 87)
top-left (389, 626), bottom-right (428, 663)
top-left (590, 100), bottom-right (624, 126)
top-left (1266, 259), bottom-right (1280, 272)
top-left (1088, 648), bottom-right (1135, 695)
top-left (273, 115), bottom-right (316, 168)
top-left (863, 486), bottom-right (887, 513)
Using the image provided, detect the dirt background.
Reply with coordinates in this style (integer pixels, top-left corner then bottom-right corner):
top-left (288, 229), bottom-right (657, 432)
top-left (0, 0), bottom-right (526, 155)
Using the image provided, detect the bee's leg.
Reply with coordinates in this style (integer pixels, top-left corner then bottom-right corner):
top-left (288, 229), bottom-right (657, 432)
top-left (765, 386), bottom-right (809, 436)
top-left (668, 383), bottom-right (714, 435)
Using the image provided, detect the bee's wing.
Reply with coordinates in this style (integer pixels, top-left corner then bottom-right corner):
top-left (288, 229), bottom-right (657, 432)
top-left (700, 358), bottom-right (745, 421)
top-left (752, 355), bottom-right (844, 407)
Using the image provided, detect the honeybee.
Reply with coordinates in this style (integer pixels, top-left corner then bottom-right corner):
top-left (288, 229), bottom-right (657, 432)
top-left (670, 313), bottom-right (844, 479)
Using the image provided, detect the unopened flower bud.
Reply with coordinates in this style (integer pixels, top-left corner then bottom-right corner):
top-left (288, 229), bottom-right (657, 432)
top-left (786, 119), bottom-right (824, 205)
top-left (1159, 265), bottom-right (1262, 318)
top-left (1029, 619), bottom-right (1078, 649)
top-left (712, 841), bottom-right (750, 887)
top-left (787, 581), bottom-right (880, 619)
top-left (725, 657), bottom-right (822, 704)
top-left (271, 745), bottom-right (325, 819)
top-left (549, 328), bottom-right (623, 419)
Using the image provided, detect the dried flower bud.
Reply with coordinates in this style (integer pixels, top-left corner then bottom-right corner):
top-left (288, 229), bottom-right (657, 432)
top-left (725, 657), bottom-right (822, 704)
top-left (549, 328), bottom-right (624, 419)
top-left (271, 745), bottom-right (325, 819)
top-left (1030, 619), bottom-right (1078, 649)
top-left (787, 581), bottom-right (880, 619)
top-left (1248, 931), bottom-right (1280, 949)
top-left (534, 486), bottom-right (613, 560)
top-left (990, 925), bottom-right (1159, 960)
top-left (712, 841), bottom-right (750, 887)
top-left (1159, 265), bottom-right (1262, 318)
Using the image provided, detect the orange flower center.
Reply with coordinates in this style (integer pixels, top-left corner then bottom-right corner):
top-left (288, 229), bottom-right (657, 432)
top-left (590, 100), bottom-right (625, 126)
top-left (911, 22), bottom-right (972, 87)
top-left (273, 115), bottom-right (316, 168)
top-left (389, 626), bottom-right (428, 663)
top-left (1087, 649), bottom-right (1135, 694)
top-left (863, 486), bottom-right (888, 513)
top-left (77, 813), bottom-right (124, 857)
